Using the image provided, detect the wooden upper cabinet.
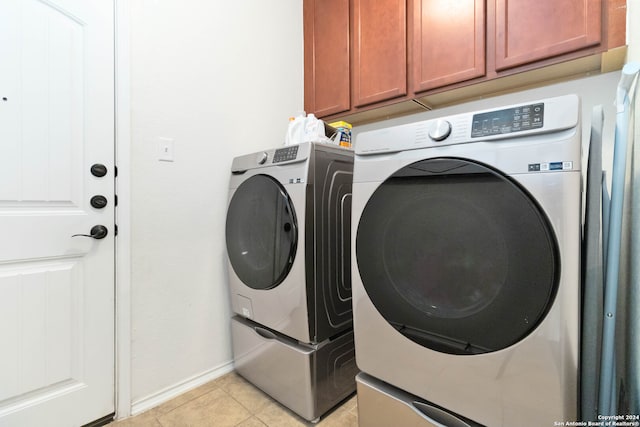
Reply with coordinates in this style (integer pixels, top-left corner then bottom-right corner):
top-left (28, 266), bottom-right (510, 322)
top-left (494, 0), bottom-right (602, 70)
top-left (304, 0), bottom-right (350, 117)
top-left (304, 0), bottom-right (620, 119)
top-left (410, 0), bottom-right (485, 93)
top-left (352, 0), bottom-right (407, 108)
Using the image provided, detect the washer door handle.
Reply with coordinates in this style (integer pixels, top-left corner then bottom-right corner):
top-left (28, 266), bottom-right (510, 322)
top-left (412, 401), bottom-right (471, 427)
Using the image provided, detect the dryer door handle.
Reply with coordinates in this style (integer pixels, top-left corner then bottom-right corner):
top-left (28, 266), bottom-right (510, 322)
top-left (411, 401), bottom-right (471, 427)
top-left (253, 326), bottom-right (277, 340)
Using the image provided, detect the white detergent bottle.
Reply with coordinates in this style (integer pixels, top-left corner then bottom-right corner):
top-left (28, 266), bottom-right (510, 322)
top-left (302, 113), bottom-right (326, 143)
top-left (285, 112), bottom-right (306, 145)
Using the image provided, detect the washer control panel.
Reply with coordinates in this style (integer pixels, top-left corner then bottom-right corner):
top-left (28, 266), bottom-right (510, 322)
top-left (273, 145), bottom-right (299, 163)
top-left (471, 102), bottom-right (544, 137)
top-left (231, 143), bottom-right (314, 173)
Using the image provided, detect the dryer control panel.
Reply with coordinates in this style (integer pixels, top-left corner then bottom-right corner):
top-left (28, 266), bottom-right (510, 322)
top-left (355, 94), bottom-right (578, 156)
top-left (471, 103), bottom-right (544, 137)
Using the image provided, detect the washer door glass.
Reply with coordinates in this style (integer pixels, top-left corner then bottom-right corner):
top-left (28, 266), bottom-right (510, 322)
top-left (356, 158), bottom-right (559, 355)
top-left (226, 174), bottom-right (298, 290)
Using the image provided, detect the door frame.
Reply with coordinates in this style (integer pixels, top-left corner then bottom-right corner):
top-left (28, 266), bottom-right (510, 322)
top-left (115, 0), bottom-right (132, 419)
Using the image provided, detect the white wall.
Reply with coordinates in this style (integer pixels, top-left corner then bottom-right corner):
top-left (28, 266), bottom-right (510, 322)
top-left (128, 0), bottom-right (303, 405)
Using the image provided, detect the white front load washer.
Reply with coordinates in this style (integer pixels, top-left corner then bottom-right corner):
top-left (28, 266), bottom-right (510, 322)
top-left (351, 94), bottom-right (581, 426)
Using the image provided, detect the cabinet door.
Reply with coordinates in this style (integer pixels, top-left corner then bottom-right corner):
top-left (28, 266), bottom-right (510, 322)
top-left (494, 0), bottom-right (601, 70)
top-left (411, 0), bottom-right (485, 93)
top-left (304, 0), bottom-right (350, 117)
top-left (352, 0), bottom-right (407, 107)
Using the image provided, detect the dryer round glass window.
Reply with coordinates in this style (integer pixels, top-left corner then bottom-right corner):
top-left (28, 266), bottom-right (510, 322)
top-left (226, 174), bottom-right (298, 290)
top-left (356, 158), bottom-right (560, 355)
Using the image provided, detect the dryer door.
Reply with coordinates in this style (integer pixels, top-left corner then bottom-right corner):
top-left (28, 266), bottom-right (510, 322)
top-left (356, 157), bottom-right (559, 355)
top-left (226, 174), bottom-right (298, 290)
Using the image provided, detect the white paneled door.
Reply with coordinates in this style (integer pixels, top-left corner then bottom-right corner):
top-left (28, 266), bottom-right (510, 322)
top-left (0, 0), bottom-right (115, 426)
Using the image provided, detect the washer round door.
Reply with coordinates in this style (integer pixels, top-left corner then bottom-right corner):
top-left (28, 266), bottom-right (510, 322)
top-left (226, 174), bottom-right (298, 290)
top-left (356, 157), bottom-right (560, 355)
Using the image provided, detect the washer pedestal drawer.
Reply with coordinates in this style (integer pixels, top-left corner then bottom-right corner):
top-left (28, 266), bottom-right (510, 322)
top-left (231, 316), bottom-right (357, 421)
top-left (356, 372), bottom-right (483, 427)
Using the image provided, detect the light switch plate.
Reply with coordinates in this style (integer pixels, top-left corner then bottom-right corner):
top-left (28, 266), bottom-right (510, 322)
top-left (158, 137), bottom-right (174, 162)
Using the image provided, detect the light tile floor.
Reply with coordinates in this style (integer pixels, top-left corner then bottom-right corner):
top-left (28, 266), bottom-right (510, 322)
top-left (109, 371), bottom-right (358, 427)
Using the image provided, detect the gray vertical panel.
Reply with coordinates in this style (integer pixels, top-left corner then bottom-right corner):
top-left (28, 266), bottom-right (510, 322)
top-left (581, 105), bottom-right (604, 421)
top-left (314, 331), bottom-right (358, 416)
top-left (309, 145), bottom-right (354, 343)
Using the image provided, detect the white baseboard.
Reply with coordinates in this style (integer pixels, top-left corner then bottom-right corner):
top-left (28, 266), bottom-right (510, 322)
top-left (130, 360), bottom-right (235, 416)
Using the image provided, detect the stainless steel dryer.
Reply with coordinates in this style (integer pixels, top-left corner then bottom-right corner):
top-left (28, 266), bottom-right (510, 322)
top-left (351, 95), bottom-right (582, 426)
top-left (225, 142), bottom-right (357, 421)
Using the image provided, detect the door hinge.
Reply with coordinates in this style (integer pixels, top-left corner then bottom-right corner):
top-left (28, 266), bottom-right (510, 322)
top-left (114, 224), bottom-right (118, 236)
top-left (114, 165), bottom-right (118, 178)
top-left (115, 194), bottom-right (118, 207)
